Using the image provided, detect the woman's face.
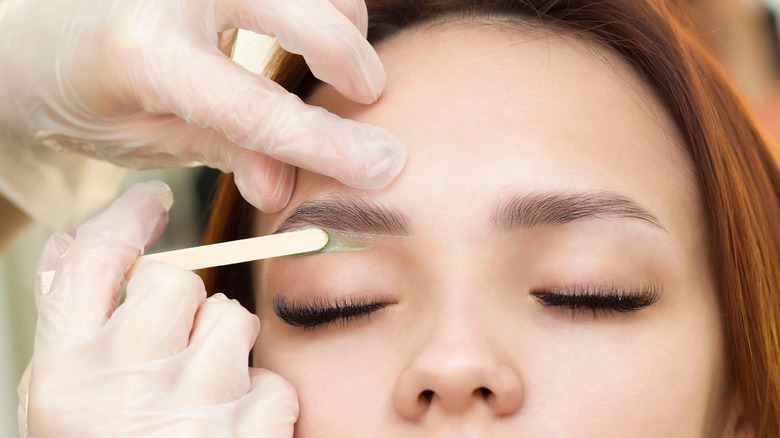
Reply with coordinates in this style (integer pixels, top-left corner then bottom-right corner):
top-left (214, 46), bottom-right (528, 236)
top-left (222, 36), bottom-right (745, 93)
top-left (253, 22), bottom-right (738, 436)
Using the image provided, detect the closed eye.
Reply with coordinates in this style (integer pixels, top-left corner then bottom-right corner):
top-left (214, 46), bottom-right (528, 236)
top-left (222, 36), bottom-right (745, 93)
top-left (273, 296), bottom-right (390, 331)
top-left (531, 282), bottom-right (661, 318)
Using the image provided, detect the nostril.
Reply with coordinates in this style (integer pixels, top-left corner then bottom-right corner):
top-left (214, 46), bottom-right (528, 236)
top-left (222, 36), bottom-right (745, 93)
top-left (477, 387), bottom-right (493, 399)
top-left (420, 390), bottom-right (434, 403)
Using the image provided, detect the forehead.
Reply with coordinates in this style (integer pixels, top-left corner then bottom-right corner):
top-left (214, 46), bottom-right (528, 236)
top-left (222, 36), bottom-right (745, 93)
top-left (262, 21), bottom-right (700, 240)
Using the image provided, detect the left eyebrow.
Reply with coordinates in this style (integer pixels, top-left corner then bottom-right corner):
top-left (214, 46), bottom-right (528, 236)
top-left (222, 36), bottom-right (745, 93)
top-left (492, 191), bottom-right (667, 232)
top-left (273, 195), bottom-right (412, 236)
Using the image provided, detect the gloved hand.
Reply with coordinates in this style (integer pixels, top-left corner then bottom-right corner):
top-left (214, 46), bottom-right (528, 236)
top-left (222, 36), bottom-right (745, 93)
top-left (0, 0), bottom-right (405, 212)
top-left (18, 181), bottom-right (298, 437)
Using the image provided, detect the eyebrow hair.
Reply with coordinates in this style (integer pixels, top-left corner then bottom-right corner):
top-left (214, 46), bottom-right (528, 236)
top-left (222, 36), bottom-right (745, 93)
top-left (274, 195), bottom-right (412, 236)
top-left (492, 191), bottom-right (667, 232)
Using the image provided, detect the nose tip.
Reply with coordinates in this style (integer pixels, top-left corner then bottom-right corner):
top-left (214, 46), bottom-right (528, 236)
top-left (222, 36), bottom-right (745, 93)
top-left (393, 356), bottom-right (524, 420)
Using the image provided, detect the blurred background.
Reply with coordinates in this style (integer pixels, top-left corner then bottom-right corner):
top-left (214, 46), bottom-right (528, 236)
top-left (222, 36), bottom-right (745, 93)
top-left (3, 1), bottom-right (780, 435)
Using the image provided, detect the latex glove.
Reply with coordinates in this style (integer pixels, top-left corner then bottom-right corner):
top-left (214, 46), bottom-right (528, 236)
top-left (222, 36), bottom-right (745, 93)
top-left (0, 0), bottom-right (405, 212)
top-left (18, 181), bottom-right (298, 437)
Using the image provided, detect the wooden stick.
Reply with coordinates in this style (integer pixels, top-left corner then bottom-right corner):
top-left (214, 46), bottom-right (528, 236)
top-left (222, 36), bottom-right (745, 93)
top-left (38, 228), bottom-right (328, 295)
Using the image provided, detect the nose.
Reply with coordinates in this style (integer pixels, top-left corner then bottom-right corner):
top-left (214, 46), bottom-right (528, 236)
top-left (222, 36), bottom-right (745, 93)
top-left (391, 325), bottom-right (524, 420)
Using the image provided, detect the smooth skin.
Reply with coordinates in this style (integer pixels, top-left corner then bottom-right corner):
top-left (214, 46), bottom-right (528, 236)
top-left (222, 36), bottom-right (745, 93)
top-left (254, 22), bottom-right (747, 436)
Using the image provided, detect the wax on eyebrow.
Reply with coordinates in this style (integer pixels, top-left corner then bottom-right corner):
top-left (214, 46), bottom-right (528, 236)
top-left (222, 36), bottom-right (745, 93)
top-left (293, 230), bottom-right (375, 257)
top-left (322, 231), bottom-right (375, 252)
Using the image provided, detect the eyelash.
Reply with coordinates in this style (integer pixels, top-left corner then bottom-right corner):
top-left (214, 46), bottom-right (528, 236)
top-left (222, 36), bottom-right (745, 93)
top-left (273, 283), bottom-right (661, 330)
top-left (273, 296), bottom-right (390, 331)
top-left (531, 283), bottom-right (661, 318)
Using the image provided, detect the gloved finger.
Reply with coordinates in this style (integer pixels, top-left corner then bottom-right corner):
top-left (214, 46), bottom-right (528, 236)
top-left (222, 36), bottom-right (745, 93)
top-left (329, 0), bottom-right (369, 36)
top-left (139, 52), bottom-right (405, 190)
top-left (177, 294), bottom-right (259, 405)
top-left (225, 0), bottom-right (366, 36)
top-left (234, 368), bottom-right (299, 437)
top-left (125, 116), bottom-right (296, 212)
top-left (216, 0), bottom-right (382, 103)
top-left (106, 261), bottom-right (206, 365)
top-left (257, 92), bottom-right (406, 190)
top-left (39, 181), bottom-right (173, 336)
top-left (226, 146), bottom-right (296, 213)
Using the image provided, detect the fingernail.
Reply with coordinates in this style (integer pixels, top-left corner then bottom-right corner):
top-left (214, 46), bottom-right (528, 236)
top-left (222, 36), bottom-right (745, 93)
top-left (142, 180), bottom-right (174, 211)
top-left (363, 57), bottom-right (386, 103)
top-left (347, 128), bottom-right (407, 189)
top-left (259, 164), bottom-right (296, 213)
top-left (51, 232), bottom-right (74, 256)
top-left (156, 188), bottom-right (174, 211)
top-left (235, 174), bottom-right (265, 212)
top-left (207, 293), bottom-right (229, 301)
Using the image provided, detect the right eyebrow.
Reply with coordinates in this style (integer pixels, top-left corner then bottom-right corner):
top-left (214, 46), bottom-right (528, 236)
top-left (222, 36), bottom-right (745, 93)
top-left (492, 191), bottom-right (667, 232)
top-left (273, 195), bottom-right (412, 236)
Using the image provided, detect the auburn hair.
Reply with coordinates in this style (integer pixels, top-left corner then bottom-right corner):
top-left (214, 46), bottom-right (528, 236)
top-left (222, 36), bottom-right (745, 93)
top-left (202, 1), bottom-right (780, 434)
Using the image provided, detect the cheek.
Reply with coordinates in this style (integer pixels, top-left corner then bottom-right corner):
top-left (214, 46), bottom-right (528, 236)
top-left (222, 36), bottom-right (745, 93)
top-left (523, 290), bottom-right (726, 434)
top-left (253, 318), bottom-right (401, 435)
